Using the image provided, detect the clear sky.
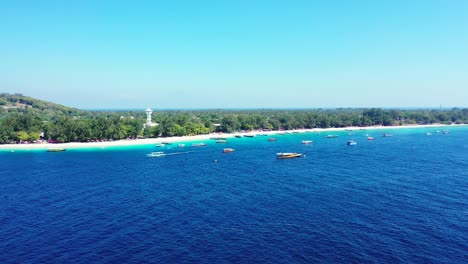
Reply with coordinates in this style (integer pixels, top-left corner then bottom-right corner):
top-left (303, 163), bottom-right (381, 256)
top-left (1, 0), bottom-right (467, 109)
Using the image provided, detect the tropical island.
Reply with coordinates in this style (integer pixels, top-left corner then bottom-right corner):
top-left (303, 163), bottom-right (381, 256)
top-left (1, 93), bottom-right (467, 147)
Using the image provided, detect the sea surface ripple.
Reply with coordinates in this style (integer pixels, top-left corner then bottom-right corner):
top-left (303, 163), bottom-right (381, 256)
top-left (1, 127), bottom-right (467, 263)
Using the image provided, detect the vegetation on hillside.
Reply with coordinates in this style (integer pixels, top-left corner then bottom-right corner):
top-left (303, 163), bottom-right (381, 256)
top-left (0, 94), bottom-right (467, 144)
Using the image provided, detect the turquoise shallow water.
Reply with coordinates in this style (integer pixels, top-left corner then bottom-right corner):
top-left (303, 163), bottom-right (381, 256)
top-left (0, 126), bottom-right (467, 263)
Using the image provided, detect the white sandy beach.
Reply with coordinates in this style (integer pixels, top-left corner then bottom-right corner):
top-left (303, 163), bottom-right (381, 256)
top-left (0, 124), bottom-right (464, 151)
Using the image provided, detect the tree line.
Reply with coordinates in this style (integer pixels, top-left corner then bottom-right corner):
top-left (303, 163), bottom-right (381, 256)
top-left (0, 108), bottom-right (467, 144)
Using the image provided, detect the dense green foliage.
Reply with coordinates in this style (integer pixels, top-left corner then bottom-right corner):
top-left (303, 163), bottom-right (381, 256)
top-left (0, 94), bottom-right (467, 144)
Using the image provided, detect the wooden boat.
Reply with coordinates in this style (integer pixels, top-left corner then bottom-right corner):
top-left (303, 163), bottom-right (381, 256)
top-left (244, 135), bottom-right (254, 138)
top-left (326, 135), bottom-right (339, 138)
top-left (268, 138), bottom-right (277, 142)
top-left (347, 140), bottom-right (357, 146)
top-left (383, 133), bottom-right (393, 137)
top-left (147, 151), bottom-right (165, 157)
top-left (47, 148), bottom-right (66, 152)
top-left (301, 140), bottom-right (313, 144)
top-left (223, 148), bottom-right (235, 153)
top-left (191, 143), bottom-right (207, 147)
top-left (235, 135), bottom-right (242, 138)
top-left (276, 152), bottom-right (303, 159)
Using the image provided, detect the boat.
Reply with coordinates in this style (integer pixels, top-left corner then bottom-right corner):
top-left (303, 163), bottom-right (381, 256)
top-left (178, 144), bottom-right (185, 148)
top-left (347, 140), bottom-right (357, 146)
top-left (326, 135), bottom-right (339, 138)
top-left (268, 138), bottom-right (277, 142)
top-left (256, 133), bottom-right (268, 136)
top-left (223, 148), bottom-right (235, 153)
top-left (301, 140), bottom-right (313, 144)
top-left (292, 131), bottom-right (300, 134)
top-left (235, 135), bottom-right (242, 138)
top-left (426, 132), bottom-right (432, 136)
top-left (276, 152), bottom-right (303, 159)
top-left (277, 132), bottom-right (285, 135)
top-left (191, 143), bottom-right (207, 147)
top-left (155, 143), bottom-right (165, 147)
top-left (383, 133), bottom-right (393, 137)
top-left (435, 130), bottom-right (441, 134)
top-left (443, 130), bottom-right (449, 134)
top-left (244, 135), bottom-right (254, 138)
top-left (47, 148), bottom-right (66, 152)
top-left (161, 142), bottom-right (172, 145)
top-left (367, 136), bottom-right (374, 140)
top-left (147, 151), bottom-right (165, 157)
top-left (216, 139), bottom-right (227, 143)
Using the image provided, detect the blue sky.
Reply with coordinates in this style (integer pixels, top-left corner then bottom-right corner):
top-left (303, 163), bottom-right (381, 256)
top-left (1, 0), bottom-right (467, 109)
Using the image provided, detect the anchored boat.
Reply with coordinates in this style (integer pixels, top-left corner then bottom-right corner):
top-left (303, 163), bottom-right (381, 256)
top-left (276, 152), bottom-right (303, 159)
top-left (47, 148), bottom-right (66, 152)
top-left (223, 148), bottom-right (235, 153)
top-left (301, 140), bottom-right (313, 144)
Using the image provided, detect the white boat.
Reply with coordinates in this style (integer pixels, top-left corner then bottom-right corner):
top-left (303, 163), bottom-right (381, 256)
top-left (179, 144), bottom-right (185, 148)
top-left (347, 140), bottom-right (357, 146)
top-left (301, 140), bottom-right (313, 144)
top-left (192, 143), bottom-right (206, 147)
top-left (426, 132), bottom-right (432, 136)
top-left (147, 151), bottom-right (165, 157)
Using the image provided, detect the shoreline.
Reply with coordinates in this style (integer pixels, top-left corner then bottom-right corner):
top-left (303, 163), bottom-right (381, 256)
top-left (1, 124), bottom-right (465, 151)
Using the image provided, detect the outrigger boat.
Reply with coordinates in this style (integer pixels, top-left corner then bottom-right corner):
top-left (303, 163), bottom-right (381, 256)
top-left (47, 148), bottom-right (66, 152)
top-left (276, 152), bottom-right (303, 159)
top-left (223, 148), bottom-right (235, 153)
top-left (301, 140), bottom-right (313, 144)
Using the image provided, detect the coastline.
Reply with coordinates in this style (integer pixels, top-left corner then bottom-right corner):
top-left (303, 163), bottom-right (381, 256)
top-left (1, 124), bottom-right (465, 151)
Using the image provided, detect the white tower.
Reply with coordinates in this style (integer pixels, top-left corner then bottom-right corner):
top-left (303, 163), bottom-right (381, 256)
top-left (145, 108), bottom-right (153, 126)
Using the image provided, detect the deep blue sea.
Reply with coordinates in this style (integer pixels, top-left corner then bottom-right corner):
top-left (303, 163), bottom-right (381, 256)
top-left (1, 127), bottom-right (467, 263)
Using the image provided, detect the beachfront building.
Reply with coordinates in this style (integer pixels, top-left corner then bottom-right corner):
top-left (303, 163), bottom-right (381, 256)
top-left (144, 108), bottom-right (158, 128)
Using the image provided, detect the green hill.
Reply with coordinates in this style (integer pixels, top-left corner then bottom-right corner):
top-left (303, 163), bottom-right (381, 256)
top-left (0, 93), bottom-right (90, 119)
